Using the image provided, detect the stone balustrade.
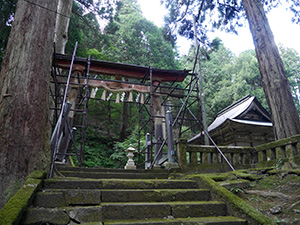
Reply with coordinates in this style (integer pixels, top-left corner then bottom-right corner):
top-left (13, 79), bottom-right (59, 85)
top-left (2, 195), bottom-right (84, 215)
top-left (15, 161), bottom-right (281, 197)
top-left (177, 134), bottom-right (300, 172)
top-left (255, 134), bottom-right (300, 168)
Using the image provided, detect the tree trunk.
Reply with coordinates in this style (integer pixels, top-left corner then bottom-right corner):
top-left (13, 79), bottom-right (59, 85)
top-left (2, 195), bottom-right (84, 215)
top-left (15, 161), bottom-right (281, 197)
top-left (50, 0), bottom-right (73, 132)
top-left (0, 0), bottom-right (57, 208)
top-left (54, 0), bottom-right (73, 54)
top-left (242, 0), bottom-right (300, 139)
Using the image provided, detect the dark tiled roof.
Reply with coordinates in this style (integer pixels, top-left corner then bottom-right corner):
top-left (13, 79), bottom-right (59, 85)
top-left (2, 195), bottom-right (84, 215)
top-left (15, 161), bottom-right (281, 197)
top-left (208, 95), bottom-right (272, 132)
top-left (188, 95), bottom-right (272, 143)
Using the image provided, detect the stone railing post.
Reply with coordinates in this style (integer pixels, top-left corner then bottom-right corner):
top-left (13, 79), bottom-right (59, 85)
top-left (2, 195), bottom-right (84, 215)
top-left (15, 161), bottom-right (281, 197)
top-left (177, 139), bottom-right (187, 169)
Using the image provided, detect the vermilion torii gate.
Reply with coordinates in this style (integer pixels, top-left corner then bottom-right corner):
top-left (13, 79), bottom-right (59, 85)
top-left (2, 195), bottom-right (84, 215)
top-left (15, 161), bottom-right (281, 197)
top-left (50, 48), bottom-right (203, 175)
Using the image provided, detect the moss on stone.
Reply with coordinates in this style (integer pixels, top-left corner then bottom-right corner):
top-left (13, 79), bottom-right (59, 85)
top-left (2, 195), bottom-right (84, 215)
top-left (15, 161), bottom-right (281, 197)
top-left (26, 170), bottom-right (47, 180)
top-left (232, 172), bottom-right (262, 181)
top-left (197, 175), bottom-right (276, 225)
top-left (4, 179), bottom-right (24, 203)
top-left (219, 179), bottom-right (250, 185)
top-left (257, 160), bottom-right (277, 168)
top-left (291, 155), bottom-right (300, 165)
top-left (104, 216), bottom-right (245, 224)
top-left (255, 134), bottom-right (300, 151)
top-left (0, 178), bottom-right (42, 225)
top-left (203, 173), bottom-right (229, 181)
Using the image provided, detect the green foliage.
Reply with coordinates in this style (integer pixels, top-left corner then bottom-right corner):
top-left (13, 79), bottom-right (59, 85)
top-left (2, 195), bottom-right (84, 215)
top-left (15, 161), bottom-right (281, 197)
top-left (71, 125), bottom-right (146, 168)
top-left (72, 126), bottom-right (116, 168)
top-left (180, 39), bottom-right (268, 124)
top-left (279, 45), bottom-right (300, 114)
top-left (274, 216), bottom-right (287, 223)
top-left (163, 0), bottom-right (299, 44)
top-left (180, 39), bottom-right (300, 124)
top-left (100, 0), bottom-right (180, 69)
top-left (66, 2), bottom-right (104, 57)
top-left (180, 126), bottom-right (194, 139)
top-left (0, 0), bottom-right (17, 68)
top-left (111, 126), bottom-right (146, 168)
top-left (230, 187), bottom-right (245, 194)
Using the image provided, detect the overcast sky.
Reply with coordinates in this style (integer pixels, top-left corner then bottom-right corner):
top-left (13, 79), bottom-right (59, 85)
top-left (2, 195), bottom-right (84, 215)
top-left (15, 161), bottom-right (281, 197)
top-left (138, 0), bottom-right (300, 56)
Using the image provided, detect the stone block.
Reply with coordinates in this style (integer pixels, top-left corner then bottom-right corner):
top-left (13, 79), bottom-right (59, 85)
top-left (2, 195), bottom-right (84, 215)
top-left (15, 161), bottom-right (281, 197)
top-left (285, 144), bottom-right (296, 158)
top-left (102, 203), bottom-right (170, 220)
top-left (22, 208), bottom-right (70, 225)
top-left (65, 189), bottom-right (101, 205)
top-left (99, 179), bottom-right (197, 189)
top-left (67, 206), bottom-right (103, 223)
top-left (102, 190), bottom-right (162, 202)
top-left (190, 152), bottom-right (197, 165)
top-left (202, 153), bottom-right (209, 163)
top-left (171, 202), bottom-right (226, 218)
top-left (276, 146), bottom-right (286, 159)
top-left (44, 179), bottom-right (100, 189)
top-left (160, 190), bottom-right (210, 202)
top-left (33, 191), bottom-right (66, 208)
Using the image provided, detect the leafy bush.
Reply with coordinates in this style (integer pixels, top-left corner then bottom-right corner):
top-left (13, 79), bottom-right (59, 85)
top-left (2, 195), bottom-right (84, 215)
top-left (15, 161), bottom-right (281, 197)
top-left (71, 126), bottom-right (146, 168)
top-left (111, 126), bottom-right (146, 168)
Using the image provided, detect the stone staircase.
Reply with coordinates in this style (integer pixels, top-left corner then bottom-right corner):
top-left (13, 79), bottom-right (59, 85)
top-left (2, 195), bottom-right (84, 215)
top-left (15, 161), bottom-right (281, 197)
top-left (20, 166), bottom-right (247, 225)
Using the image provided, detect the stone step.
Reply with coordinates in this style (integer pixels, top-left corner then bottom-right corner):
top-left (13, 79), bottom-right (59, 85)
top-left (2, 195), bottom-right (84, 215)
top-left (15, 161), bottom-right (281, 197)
top-left (102, 201), bottom-right (227, 220)
top-left (218, 179), bottom-right (250, 190)
top-left (104, 216), bottom-right (247, 225)
top-left (33, 189), bottom-right (211, 207)
top-left (56, 165), bottom-right (177, 173)
top-left (101, 189), bottom-right (211, 202)
top-left (22, 202), bottom-right (227, 224)
top-left (22, 206), bottom-right (102, 225)
top-left (59, 170), bottom-right (170, 179)
top-left (44, 178), bottom-right (198, 190)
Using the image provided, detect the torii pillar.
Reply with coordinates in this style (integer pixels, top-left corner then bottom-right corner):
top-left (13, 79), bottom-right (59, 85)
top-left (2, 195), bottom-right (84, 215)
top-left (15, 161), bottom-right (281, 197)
top-left (153, 81), bottom-right (163, 165)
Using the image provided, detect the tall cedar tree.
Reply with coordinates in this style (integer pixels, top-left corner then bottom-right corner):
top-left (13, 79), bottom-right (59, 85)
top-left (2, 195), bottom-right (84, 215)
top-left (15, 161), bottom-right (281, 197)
top-left (0, 0), bottom-right (57, 208)
top-left (242, 0), bottom-right (300, 139)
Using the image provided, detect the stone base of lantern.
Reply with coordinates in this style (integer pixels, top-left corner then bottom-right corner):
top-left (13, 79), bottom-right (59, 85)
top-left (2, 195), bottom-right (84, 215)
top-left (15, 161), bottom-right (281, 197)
top-left (124, 165), bottom-right (136, 170)
top-left (124, 158), bottom-right (136, 170)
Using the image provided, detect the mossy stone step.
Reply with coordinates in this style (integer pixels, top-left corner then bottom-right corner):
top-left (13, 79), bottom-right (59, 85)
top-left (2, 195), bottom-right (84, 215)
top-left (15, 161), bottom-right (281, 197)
top-left (101, 189), bottom-right (211, 202)
top-left (22, 202), bottom-right (226, 224)
top-left (59, 170), bottom-right (170, 179)
top-left (102, 201), bottom-right (226, 220)
top-left (44, 178), bottom-right (198, 190)
top-left (22, 206), bottom-right (103, 225)
top-left (218, 179), bottom-right (250, 190)
top-left (104, 216), bottom-right (247, 225)
top-left (33, 189), bottom-right (101, 207)
top-left (56, 165), bottom-right (177, 173)
top-left (33, 189), bottom-right (211, 208)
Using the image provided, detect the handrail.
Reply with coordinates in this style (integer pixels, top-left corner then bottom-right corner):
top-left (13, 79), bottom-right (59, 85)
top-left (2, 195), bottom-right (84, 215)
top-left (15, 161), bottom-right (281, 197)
top-left (49, 42), bottom-right (78, 178)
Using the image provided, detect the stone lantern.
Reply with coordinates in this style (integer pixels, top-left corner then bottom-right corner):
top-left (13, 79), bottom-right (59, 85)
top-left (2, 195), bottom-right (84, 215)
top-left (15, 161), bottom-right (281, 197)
top-left (124, 144), bottom-right (136, 169)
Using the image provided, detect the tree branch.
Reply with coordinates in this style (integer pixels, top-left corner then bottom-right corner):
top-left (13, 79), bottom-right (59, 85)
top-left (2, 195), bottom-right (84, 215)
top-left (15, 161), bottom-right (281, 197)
top-left (176, 0), bottom-right (191, 22)
top-left (72, 9), bottom-right (102, 36)
top-left (195, 0), bottom-right (205, 21)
